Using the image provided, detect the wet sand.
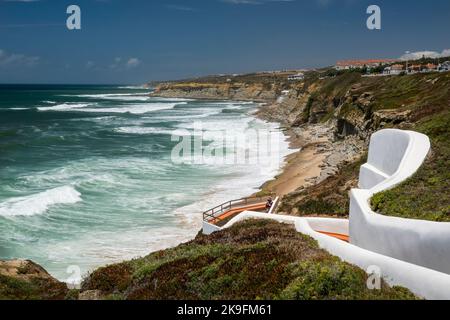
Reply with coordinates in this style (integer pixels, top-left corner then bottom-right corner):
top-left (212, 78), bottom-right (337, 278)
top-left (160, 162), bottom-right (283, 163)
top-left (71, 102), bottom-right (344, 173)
top-left (259, 125), bottom-right (331, 197)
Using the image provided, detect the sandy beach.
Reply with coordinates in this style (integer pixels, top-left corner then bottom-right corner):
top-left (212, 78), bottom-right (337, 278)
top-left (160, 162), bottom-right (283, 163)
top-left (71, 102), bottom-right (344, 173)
top-left (258, 121), bottom-right (334, 198)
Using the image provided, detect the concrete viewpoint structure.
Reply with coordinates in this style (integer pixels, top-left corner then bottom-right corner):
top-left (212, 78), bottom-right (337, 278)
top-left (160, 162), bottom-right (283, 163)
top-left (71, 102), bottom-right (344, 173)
top-left (203, 129), bottom-right (450, 299)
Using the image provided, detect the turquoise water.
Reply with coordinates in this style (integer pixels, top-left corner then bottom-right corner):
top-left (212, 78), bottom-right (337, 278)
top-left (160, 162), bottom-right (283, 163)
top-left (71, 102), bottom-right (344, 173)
top-left (0, 84), bottom-right (291, 282)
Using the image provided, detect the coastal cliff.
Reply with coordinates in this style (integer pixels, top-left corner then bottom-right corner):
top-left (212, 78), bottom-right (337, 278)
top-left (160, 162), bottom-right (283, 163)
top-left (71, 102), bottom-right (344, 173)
top-left (152, 70), bottom-right (450, 218)
top-left (1, 70), bottom-right (448, 300)
top-left (149, 72), bottom-right (301, 102)
top-left (152, 82), bottom-right (280, 102)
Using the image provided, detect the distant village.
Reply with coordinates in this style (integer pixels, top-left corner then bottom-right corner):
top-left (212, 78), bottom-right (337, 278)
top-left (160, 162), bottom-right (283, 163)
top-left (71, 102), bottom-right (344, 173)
top-left (334, 58), bottom-right (450, 76)
top-left (175, 54), bottom-right (450, 86)
top-left (284, 56), bottom-right (450, 82)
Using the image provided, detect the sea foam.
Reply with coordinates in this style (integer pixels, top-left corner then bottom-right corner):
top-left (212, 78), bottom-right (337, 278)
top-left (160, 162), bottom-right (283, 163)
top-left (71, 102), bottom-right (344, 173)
top-left (37, 103), bottom-right (91, 111)
top-left (0, 186), bottom-right (82, 217)
top-left (70, 102), bottom-right (185, 114)
top-left (115, 127), bottom-right (175, 135)
top-left (61, 93), bottom-right (150, 101)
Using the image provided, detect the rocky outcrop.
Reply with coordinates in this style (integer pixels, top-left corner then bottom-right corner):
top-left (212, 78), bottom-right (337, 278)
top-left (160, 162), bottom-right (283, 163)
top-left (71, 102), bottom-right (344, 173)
top-left (152, 82), bottom-right (280, 102)
top-left (78, 290), bottom-right (104, 300)
top-left (0, 260), bottom-right (69, 300)
top-left (0, 260), bottom-right (55, 281)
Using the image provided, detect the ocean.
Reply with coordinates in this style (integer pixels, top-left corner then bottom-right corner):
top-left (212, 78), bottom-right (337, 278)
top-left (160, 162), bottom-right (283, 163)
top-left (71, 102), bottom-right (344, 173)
top-left (0, 84), bottom-right (292, 282)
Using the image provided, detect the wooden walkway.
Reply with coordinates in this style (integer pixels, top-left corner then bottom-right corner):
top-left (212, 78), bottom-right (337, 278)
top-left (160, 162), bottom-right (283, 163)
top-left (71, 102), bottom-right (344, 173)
top-left (203, 196), bottom-right (349, 242)
top-left (318, 231), bottom-right (350, 242)
top-left (208, 202), bottom-right (267, 226)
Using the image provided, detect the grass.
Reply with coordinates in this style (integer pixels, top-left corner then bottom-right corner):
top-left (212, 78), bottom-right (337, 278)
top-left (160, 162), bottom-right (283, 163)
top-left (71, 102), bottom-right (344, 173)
top-left (280, 155), bottom-right (367, 217)
top-left (0, 275), bottom-right (68, 300)
top-left (371, 109), bottom-right (450, 222)
top-left (81, 220), bottom-right (416, 300)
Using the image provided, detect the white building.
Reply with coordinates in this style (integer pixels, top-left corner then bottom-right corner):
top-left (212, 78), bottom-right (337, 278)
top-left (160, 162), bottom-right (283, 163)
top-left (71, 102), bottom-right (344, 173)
top-left (287, 73), bottom-right (304, 81)
top-left (383, 64), bottom-right (405, 75)
top-left (438, 61), bottom-right (450, 72)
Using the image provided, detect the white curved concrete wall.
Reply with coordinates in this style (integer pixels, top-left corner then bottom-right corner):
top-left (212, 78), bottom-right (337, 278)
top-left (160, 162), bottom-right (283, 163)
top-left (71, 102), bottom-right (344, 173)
top-left (203, 221), bottom-right (221, 235)
top-left (350, 129), bottom-right (450, 275)
top-left (220, 212), bottom-right (450, 300)
top-left (350, 190), bottom-right (450, 275)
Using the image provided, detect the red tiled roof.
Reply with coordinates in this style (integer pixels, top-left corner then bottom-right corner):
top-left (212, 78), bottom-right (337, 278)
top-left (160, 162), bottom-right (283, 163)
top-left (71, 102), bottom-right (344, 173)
top-left (391, 64), bottom-right (404, 70)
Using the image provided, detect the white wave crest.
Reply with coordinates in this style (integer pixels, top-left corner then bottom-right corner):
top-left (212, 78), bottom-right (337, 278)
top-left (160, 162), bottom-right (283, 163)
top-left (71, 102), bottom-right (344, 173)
top-left (60, 93), bottom-right (150, 101)
top-left (117, 86), bottom-right (146, 89)
top-left (0, 186), bottom-right (82, 217)
top-left (38, 103), bottom-right (91, 111)
top-left (115, 127), bottom-right (175, 135)
top-left (66, 102), bottom-right (186, 114)
top-left (151, 97), bottom-right (195, 102)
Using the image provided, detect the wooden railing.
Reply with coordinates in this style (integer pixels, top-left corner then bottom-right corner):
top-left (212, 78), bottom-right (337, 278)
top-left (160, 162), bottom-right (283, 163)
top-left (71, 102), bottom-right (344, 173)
top-left (202, 194), bottom-right (275, 223)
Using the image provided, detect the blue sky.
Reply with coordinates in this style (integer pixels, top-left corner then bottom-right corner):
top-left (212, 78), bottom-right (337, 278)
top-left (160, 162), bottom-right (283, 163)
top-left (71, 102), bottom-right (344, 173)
top-left (0, 0), bottom-right (449, 84)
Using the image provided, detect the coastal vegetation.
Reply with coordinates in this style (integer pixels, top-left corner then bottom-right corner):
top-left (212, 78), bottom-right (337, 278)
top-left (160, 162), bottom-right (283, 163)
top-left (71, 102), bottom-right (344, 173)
top-left (80, 220), bottom-right (415, 300)
top-left (0, 260), bottom-right (68, 300)
top-left (1, 221), bottom-right (417, 300)
top-left (372, 109), bottom-right (450, 222)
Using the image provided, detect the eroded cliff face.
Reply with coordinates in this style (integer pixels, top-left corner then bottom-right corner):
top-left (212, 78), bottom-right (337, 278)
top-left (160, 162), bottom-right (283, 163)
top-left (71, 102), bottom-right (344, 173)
top-left (152, 72), bottom-right (450, 217)
top-left (152, 82), bottom-right (281, 102)
top-left (259, 72), bottom-right (449, 142)
top-left (153, 73), bottom-right (427, 143)
top-left (267, 72), bottom-right (450, 216)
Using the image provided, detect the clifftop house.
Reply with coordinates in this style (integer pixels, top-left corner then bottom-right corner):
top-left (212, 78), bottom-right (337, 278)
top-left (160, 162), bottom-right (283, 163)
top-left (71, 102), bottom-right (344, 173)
top-left (422, 63), bottom-right (437, 72)
top-left (383, 64), bottom-right (405, 75)
top-left (439, 61), bottom-right (450, 71)
top-left (287, 73), bottom-right (305, 81)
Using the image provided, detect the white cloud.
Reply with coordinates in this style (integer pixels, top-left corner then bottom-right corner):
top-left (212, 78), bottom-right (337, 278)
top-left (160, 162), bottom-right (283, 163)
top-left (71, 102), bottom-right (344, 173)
top-left (0, 49), bottom-right (40, 67)
top-left (109, 57), bottom-right (141, 70)
top-left (400, 49), bottom-right (450, 61)
top-left (126, 58), bottom-right (140, 68)
top-left (441, 49), bottom-right (450, 58)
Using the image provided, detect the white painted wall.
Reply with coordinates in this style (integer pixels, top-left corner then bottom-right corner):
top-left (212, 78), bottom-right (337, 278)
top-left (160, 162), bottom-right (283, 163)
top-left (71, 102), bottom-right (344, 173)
top-left (350, 129), bottom-right (450, 276)
top-left (219, 212), bottom-right (450, 300)
top-left (350, 190), bottom-right (450, 275)
top-left (203, 221), bottom-right (222, 235)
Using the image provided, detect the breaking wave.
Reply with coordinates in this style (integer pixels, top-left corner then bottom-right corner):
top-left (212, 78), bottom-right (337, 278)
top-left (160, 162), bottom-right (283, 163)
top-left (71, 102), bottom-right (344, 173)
top-left (0, 186), bottom-right (82, 217)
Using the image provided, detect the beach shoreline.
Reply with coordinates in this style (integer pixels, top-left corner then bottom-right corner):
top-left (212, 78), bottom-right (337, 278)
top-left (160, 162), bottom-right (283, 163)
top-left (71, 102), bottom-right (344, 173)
top-left (250, 103), bottom-right (333, 202)
top-left (256, 125), bottom-right (331, 198)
